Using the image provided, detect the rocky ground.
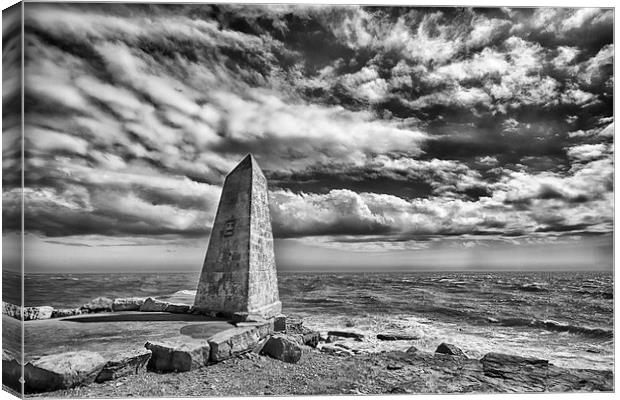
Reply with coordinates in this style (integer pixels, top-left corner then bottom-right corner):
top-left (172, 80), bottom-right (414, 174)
top-left (32, 345), bottom-right (613, 397)
top-left (3, 299), bottom-right (614, 397)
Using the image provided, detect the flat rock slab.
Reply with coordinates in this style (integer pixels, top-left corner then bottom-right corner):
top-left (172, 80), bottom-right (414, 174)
top-left (319, 344), bottom-right (354, 356)
top-left (145, 340), bottom-right (210, 372)
top-left (165, 303), bottom-right (191, 314)
top-left (24, 351), bottom-right (106, 393)
top-left (377, 333), bottom-right (419, 341)
top-left (208, 322), bottom-right (273, 362)
top-left (384, 349), bottom-right (613, 394)
top-left (180, 322), bottom-right (234, 339)
top-left (22, 312), bottom-right (233, 363)
top-left (95, 348), bottom-right (152, 382)
top-left (327, 330), bottom-right (365, 341)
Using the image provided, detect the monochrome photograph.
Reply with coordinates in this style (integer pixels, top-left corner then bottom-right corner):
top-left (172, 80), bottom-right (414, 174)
top-left (1, 2), bottom-right (614, 397)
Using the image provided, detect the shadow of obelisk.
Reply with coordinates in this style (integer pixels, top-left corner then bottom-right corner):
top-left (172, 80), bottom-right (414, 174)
top-left (194, 154), bottom-right (282, 319)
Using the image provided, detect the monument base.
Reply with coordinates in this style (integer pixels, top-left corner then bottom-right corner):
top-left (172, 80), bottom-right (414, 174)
top-left (191, 301), bottom-right (282, 320)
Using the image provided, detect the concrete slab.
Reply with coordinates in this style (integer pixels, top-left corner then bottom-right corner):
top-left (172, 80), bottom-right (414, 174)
top-left (22, 311), bottom-right (233, 362)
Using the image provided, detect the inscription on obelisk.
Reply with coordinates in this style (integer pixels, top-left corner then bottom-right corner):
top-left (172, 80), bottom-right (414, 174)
top-left (194, 154), bottom-right (282, 318)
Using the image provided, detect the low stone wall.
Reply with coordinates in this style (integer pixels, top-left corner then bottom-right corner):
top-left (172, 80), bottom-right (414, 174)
top-left (2, 296), bottom-right (212, 321)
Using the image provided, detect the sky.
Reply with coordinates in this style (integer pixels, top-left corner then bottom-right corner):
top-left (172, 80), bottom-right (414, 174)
top-left (1, 4), bottom-right (614, 272)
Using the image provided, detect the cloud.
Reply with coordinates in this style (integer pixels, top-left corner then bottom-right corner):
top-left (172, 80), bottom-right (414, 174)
top-left (270, 188), bottom-right (508, 239)
top-left (466, 16), bottom-right (511, 48)
top-left (566, 143), bottom-right (609, 162)
top-left (3, 4), bottom-right (612, 260)
top-left (270, 151), bottom-right (613, 242)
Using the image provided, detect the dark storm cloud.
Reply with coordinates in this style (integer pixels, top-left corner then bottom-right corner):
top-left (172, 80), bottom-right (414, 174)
top-left (4, 4), bottom-right (613, 247)
top-left (2, 4), bottom-right (22, 190)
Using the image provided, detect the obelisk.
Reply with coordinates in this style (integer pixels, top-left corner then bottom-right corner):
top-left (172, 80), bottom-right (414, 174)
top-left (194, 154), bottom-right (282, 318)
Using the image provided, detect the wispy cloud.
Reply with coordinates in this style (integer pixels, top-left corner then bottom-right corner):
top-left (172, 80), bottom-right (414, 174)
top-left (3, 4), bottom-right (613, 270)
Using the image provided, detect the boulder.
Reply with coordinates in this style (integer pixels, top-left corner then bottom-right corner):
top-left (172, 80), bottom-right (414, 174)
top-left (140, 297), bottom-right (169, 312)
top-left (285, 319), bottom-right (305, 334)
top-left (2, 302), bottom-right (21, 319)
top-left (435, 343), bottom-right (466, 357)
top-left (81, 297), bottom-right (113, 313)
top-left (51, 308), bottom-right (82, 319)
top-left (2, 350), bottom-right (22, 392)
top-left (23, 306), bottom-right (54, 321)
top-left (274, 314), bottom-right (286, 332)
top-left (326, 335), bottom-right (342, 343)
top-left (406, 346), bottom-right (420, 354)
top-left (208, 324), bottom-right (271, 362)
top-left (145, 341), bottom-right (210, 372)
top-left (95, 348), bottom-right (152, 382)
top-left (282, 322), bottom-right (320, 347)
top-left (112, 297), bottom-right (146, 312)
top-left (295, 330), bottom-right (320, 348)
top-left (24, 351), bottom-right (106, 393)
top-left (377, 333), bottom-right (419, 341)
top-left (261, 334), bottom-right (303, 363)
top-left (327, 330), bottom-right (364, 341)
top-left (164, 303), bottom-right (190, 314)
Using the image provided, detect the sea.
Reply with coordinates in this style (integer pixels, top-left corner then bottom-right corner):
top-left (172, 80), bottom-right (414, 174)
top-left (4, 270), bottom-right (614, 371)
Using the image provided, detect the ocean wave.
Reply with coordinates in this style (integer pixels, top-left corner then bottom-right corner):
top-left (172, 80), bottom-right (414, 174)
top-left (497, 317), bottom-right (613, 339)
top-left (512, 283), bottom-right (549, 292)
top-left (576, 289), bottom-right (613, 299)
top-left (297, 297), bottom-right (345, 305)
top-left (172, 290), bottom-right (196, 296)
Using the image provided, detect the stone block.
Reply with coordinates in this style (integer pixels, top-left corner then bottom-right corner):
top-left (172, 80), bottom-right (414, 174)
top-left (2, 302), bottom-right (21, 319)
top-left (23, 306), bottom-right (54, 321)
top-left (81, 297), bottom-right (113, 313)
top-left (24, 351), bottom-right (105, 393)
top-left (208, 326), bottom-right (266, 362)
top-left (164, 303), bottom-right (190, 314)
top-left (51, 308), bottom-right (82, 318)
top-left (145, 341), bottom-right (209, 372)
top-left (95, 348), bottom-right (152, 382)
top-left (112, 297), bottom-right (146, 311)
top-left (274, 314), bottom-right (286, 332)
top-left (140, 297), bottom-right (169, 312)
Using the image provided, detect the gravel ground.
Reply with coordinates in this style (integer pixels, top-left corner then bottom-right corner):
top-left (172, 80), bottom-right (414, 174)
top-left (31, 346), bottom-right (613, 398)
